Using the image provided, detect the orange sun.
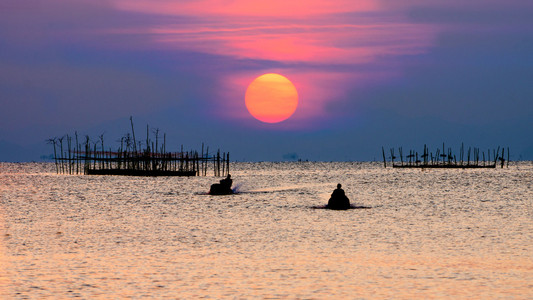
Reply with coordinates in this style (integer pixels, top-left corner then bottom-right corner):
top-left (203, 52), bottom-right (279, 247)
top-left (245, 73), bottom-right (298, 123)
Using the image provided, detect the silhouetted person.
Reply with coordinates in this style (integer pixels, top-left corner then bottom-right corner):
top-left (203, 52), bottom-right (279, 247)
top-left (220, 174), bottom-right (232, 189)
top-left (327, 183), bottom-right (350, 210)
top-left (209, 174), bottom-right (233, 195)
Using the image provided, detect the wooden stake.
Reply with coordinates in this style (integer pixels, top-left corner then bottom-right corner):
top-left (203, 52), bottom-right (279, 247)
top-left (382, 147), bottom-right (386, 168)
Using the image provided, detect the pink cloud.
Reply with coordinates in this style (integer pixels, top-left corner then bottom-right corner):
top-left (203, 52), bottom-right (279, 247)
top-left (110, 0), bottom-right (437, 64)
top-left (114, 0), bottom-right (380, 17)
top-left (145, 22), bottom-right (436, 64)
top-left (108, 0), bottom-right (439, 127)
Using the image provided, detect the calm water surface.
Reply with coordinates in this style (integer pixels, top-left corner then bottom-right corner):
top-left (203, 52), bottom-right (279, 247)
top-left (1, 162), bottom-right (532, 298)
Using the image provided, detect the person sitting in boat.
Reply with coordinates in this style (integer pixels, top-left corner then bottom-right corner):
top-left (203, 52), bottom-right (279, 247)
top-left (209, 174), bottom-right (233, 195)
top-left (220, 174), bottom-right (232, 189)
top-left (327, 183), bottom-right (351, 210)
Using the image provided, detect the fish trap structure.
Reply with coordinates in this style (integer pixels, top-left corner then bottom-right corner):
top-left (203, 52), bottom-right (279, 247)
top-left (381, 143), bottom-right (509, 169)
top-left (48, 118), bottom-right (230, 177)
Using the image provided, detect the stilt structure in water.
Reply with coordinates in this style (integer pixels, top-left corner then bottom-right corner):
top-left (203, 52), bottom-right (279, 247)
top-left (381, 143), bottom-right (509, 169)
top-left (48, 118), bottom-right (230, 176)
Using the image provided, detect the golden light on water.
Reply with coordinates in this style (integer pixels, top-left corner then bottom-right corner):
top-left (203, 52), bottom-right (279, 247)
top-left (0, 210), bottom-right (12, 295)
top-left (0, 162), bottom-right (532, 298)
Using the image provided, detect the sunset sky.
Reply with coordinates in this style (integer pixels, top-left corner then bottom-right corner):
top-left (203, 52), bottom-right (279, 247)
top-left (1, 0), bottom-right (532, 161)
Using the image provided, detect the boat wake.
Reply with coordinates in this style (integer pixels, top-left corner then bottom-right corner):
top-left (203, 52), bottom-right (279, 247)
top-left (311, 204), bottom-right (372, 210)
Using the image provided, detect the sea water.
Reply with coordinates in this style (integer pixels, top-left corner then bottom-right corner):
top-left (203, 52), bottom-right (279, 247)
top-left (1, 162), bottom-right (532, 298)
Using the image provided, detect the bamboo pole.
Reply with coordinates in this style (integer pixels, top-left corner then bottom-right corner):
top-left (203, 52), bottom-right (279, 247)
top-left (205, 147), bottom-right (209, 176)
top-left (48, 138), bottom-right (59, 174)
top-left (196, 151), bottom-right (200, 176)
top-left (93, 142), bottom-right (97, 171)
top-left (59, 137), bottom-right (64, 174)
top-left (201, 143), bottom-right (204, 176)
top-left (460, 143), bottom-right (464, 166)
top-left (222, 152), bottom-right (225, 176)
top-left (217, 150), bottom-right (221, 177)
top-left (381, 147), bottom-right (386, 168)
top-left (226, 152), bottom-right (230, 176)
top-left (500, 148), bottom-right (505, 169)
